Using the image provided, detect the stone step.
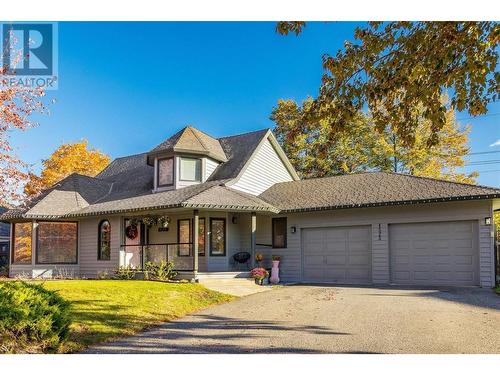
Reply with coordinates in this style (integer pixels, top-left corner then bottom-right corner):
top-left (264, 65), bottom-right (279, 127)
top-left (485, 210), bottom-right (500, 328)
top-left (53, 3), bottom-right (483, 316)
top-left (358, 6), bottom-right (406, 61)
top-left (196, 271), bottom-right (251, 280)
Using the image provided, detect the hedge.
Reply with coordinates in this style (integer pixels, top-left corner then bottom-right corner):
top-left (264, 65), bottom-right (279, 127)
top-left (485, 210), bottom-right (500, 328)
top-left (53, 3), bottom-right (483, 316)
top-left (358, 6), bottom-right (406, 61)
top-left (0, 281), bottom-right (71, 353)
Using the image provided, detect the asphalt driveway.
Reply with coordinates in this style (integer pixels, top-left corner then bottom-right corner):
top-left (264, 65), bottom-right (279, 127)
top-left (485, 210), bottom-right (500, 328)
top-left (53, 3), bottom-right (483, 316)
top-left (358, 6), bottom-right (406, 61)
top-left (86, 285), bottom-right (500, 354)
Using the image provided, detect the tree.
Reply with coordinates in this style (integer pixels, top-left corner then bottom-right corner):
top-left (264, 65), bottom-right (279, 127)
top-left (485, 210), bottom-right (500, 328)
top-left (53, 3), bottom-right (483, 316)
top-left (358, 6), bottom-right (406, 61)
top-left (276, 22), bottom-right (499, 147)
top-left (0, 66), bottom-right (49, 206)
top-left (24, 140), bottom-right (110, 198)
top-left (1, 28), bottom-right (56, 206)
top-left (271, 98), bottom-right (477, 183)
top-left (373, 103), bottom-right (478, 184)
top-left (271, 97), bottom-right (378, 178)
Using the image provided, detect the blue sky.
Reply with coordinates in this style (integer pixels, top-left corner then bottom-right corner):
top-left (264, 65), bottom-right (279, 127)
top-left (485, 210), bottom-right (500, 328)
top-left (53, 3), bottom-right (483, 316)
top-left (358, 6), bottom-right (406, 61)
top-left (10, 21), bottom-right (500, 187)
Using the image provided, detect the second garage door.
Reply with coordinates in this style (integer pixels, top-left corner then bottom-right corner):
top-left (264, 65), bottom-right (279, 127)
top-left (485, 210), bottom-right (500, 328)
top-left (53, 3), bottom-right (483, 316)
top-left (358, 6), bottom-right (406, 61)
top-left (390, 221), bottom-right (479, 286)
top-left (302, 226), bottom-right (372, 284)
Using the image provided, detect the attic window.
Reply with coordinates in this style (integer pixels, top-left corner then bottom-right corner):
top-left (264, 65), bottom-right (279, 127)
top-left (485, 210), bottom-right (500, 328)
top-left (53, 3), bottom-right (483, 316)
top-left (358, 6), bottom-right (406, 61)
top-left (158, 157), bottom-right (174, 187)
top-left (179, 157), bottom-right (201, 182)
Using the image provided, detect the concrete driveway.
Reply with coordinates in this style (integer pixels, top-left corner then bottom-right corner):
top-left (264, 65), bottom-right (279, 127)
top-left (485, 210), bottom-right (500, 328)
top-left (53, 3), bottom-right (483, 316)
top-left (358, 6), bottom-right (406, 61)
top-left (86, 285), bottom-right (500, 354)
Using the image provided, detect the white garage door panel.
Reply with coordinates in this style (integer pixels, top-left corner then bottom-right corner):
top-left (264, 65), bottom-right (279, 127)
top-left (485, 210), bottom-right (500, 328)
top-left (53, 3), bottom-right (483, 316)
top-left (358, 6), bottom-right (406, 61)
top-left (390, 221), bottom-right (479, 286)
top-left (302, 226), bottom-right (372, 284)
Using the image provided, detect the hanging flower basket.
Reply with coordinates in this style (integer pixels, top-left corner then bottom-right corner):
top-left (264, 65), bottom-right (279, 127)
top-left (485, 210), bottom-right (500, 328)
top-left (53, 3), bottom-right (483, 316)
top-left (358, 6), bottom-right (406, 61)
top-left (142, 216), bottom-right (156, 228)
top-left (157, 215), bottom-right (171, 228)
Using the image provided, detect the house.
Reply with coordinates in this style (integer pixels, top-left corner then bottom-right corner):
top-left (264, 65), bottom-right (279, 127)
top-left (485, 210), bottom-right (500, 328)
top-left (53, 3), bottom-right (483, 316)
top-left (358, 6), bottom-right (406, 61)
top-left (1, 126), bottom-right (500, 287)
top-left (0, 207), bottom-right (10, 272)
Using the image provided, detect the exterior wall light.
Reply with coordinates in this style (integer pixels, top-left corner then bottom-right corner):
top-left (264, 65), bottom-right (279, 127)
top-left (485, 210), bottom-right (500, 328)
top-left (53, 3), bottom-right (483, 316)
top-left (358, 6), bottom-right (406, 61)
top-left (290, 226), bottom-right (296, 233)
top-left (485, 217), bottom-right (492, 225)
top-left (232, 216), bottom-right (238, 224)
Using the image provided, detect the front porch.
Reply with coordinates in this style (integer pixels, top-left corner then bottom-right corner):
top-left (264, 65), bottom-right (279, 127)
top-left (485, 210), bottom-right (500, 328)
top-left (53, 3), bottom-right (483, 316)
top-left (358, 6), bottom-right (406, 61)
top-left (120, 209), bottom-right (266, 276)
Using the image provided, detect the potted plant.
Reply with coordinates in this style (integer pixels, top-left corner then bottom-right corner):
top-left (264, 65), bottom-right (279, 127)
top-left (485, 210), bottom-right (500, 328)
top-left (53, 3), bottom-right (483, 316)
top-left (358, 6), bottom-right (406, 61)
top-left (270, 255), bottom-right (281, 284)
top-left (250, 267), bottom-right (269, 285)
top-left (255, 253), bottom-right (263, 267)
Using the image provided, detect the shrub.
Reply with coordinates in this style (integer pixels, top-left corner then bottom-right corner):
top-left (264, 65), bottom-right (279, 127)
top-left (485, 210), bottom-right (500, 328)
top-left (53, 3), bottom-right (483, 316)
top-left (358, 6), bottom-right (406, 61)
top-left (0, 281), bottom-right (71, 353)
top-left (144, 261), bottom-right (177, 281)
top-left (272, 255), bottom-right (281, 261)
top-left (115, 265), bottom-right (137, 280)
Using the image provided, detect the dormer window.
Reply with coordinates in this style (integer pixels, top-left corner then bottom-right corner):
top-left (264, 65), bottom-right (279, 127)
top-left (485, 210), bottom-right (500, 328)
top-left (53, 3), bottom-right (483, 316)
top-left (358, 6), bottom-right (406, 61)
top-left (158, 157), bottom-right (174, 187)
top-left (179, 157), bottom-right (201, 182)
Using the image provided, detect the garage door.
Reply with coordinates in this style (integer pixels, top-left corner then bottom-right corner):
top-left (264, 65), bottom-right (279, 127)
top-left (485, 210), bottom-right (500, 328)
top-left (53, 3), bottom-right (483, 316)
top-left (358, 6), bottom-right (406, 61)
top-left (302, 226), bottom-right (372, 284)
top-left (390, 221), bottom-right (479, 286)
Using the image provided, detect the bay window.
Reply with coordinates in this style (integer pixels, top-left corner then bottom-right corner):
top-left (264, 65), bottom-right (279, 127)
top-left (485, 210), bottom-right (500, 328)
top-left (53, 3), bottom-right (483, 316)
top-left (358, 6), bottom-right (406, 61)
top-left (179, 157), bottom-right (201, 182)
top-left (158, 157), bottom-right (174, 187)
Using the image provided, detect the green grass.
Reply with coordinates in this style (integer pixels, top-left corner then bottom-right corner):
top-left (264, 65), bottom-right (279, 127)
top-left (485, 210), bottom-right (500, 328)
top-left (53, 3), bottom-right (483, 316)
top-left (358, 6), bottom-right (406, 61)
top-left (32, 280), bottom-right (235, 353)
top-left (495, 286), bottom-right (500, 294)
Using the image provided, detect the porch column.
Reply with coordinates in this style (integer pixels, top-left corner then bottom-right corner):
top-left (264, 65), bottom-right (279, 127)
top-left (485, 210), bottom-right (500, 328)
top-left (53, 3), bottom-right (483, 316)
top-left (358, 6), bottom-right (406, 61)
top-left (251, 212), bottom-right (256, 268)
top-left (193, 209), bottom-right (199, 276)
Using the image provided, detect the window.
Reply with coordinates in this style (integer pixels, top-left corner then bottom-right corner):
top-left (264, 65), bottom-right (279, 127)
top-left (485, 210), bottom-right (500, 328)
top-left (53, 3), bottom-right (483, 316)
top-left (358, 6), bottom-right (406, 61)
top-left (210, 218), bottom-right (226, 256)
top-left (13, 222), bottom-right (32, 264)
top-left (198, 218), bottom-right (205, 256)
top-left (157, 157), bottom-right (174, 187)
top-left (179, 157), bottom-right (201, 182)
top-left (272, 217), bottom-right (287, 248)
top-left (177, 219), bottom-right (192, 256)
top-left (36, 222), bottom-right (78, 264)
top-left (98, 220), bottom-right (111, 261)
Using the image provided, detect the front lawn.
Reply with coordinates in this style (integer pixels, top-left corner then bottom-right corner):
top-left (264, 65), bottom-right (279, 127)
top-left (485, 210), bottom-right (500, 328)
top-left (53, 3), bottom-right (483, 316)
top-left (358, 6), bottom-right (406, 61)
top-left (21, 280), bottom-right (234, 353)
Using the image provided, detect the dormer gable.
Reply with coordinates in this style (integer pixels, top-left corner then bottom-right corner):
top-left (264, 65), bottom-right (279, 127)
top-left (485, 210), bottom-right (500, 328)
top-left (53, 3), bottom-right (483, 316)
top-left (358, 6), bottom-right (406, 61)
top-left (147, 126), bottom-right (227, 166)
top-left (147, 126), bottom-right (228, 192)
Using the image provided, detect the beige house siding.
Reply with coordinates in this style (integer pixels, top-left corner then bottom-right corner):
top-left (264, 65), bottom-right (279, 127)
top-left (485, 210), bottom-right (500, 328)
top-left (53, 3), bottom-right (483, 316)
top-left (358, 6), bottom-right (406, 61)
top-left (205, 158), bottom-right (219, 180)
top-left (79, 216), bottom-right (121, 278)
top-left (231, 138), bottom-right (295, 196)
top-left (256, 200), bottom-right (495, 286)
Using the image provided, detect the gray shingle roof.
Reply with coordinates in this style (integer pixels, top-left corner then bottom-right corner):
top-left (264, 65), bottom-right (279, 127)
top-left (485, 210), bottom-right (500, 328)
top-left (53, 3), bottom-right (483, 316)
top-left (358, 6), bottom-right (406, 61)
top-left (259, 172), bottom-right (500, 212)
top-left (1, 173), bottom-right (113, 220)
top-left (0, 128), bottom-right (274, 220)
top-left (148, 126), bottom-right (228, 163)
top-left (208, 129), bottom-right (268, 181)
top-left (66, 180), bottom-right (277, 217)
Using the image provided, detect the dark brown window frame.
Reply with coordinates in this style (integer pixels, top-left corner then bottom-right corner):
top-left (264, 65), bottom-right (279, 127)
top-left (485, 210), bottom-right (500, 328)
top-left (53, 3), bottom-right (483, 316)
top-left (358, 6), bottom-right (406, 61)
top-left (98, 219), bottom-right (111, 261)
top-left (177, 218), bottom-right (192, 257)
top-left (209, 218), bottom-right (226, 257)
top-left (11, 222), bottom-right (33, 265)
top-left (35, 221), bottom-right (79, 265)
top-left (272, 217), bottom-right (287, 249)
top-left (178, 156), bottom-right (202, 182)
top-left (157, 156), bottom-right (175, 188)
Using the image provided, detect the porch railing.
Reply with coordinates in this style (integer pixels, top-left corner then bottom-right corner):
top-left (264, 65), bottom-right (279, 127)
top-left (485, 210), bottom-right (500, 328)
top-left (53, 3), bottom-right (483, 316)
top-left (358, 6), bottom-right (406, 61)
top-left (120, 243), bottom-right (194, 271)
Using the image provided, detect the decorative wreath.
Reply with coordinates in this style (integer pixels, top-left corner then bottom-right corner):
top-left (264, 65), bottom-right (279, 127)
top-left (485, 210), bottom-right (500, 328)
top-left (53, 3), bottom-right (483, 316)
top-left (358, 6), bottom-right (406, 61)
top-left (125, 225), bottom-right (138, 240)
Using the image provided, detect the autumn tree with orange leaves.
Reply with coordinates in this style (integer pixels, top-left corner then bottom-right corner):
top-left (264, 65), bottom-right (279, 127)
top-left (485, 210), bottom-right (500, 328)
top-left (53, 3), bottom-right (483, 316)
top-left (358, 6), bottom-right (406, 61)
top-left (24, 140), bottom-right (110, 198)
top-left (0, 74), bottom-right (50, 206)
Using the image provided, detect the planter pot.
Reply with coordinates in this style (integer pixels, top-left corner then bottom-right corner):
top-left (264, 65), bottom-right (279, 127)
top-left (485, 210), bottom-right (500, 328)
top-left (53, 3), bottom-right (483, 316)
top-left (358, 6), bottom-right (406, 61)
top-left (270, 261), bottom-right (280, 284)
top-left (262, 276), bottom-right (270, 285)
top-left (254, 278), bottom-right (263, 285)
